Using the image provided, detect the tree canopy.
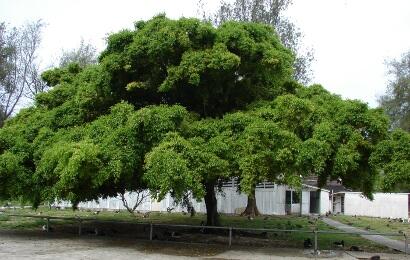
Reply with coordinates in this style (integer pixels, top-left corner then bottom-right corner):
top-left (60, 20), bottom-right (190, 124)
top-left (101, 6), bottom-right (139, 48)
top-left (0, 15), bottom-right (400, 225)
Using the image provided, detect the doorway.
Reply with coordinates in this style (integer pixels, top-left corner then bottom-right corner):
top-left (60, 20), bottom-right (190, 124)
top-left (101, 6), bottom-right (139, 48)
top-left (309, 190), bottom-right (320, 214)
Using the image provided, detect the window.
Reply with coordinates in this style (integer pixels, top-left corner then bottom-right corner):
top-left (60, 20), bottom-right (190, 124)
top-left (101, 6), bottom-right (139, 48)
top-left (286, 190), bottom-right (300, 204)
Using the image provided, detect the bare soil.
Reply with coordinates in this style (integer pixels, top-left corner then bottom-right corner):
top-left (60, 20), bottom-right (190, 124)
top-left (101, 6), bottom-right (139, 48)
top-left (0, 229), bottom-right (409, 260)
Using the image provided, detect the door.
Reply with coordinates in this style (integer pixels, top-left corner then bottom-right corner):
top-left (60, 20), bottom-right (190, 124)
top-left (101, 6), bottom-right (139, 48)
top-left (285, 190), bottom-right (291, 214)
top-left (408, 194), bottom-right (410, 219)
top-left (309, 191), bottom-right (320, 214)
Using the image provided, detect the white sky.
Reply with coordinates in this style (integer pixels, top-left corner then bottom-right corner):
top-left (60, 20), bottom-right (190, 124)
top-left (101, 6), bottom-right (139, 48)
top-left (1, 0), bottom-right (410, 107)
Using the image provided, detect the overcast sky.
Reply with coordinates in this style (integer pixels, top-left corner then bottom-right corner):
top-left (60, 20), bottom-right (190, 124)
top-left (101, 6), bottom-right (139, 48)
top-left (1, 0), bottom-right (410, 107)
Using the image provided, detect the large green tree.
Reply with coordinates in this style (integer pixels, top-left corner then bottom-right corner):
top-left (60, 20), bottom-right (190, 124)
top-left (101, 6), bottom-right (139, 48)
top-left (0, 15), bottom-right (294, 225)
top-left (0, 15), bottom-right (394, 226)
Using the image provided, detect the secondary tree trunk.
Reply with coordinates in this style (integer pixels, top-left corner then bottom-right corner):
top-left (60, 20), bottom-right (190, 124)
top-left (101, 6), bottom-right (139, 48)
top-left (241, 188), bottom-right (261, 217)
top-left (204, 182), bottom-right (220, 226)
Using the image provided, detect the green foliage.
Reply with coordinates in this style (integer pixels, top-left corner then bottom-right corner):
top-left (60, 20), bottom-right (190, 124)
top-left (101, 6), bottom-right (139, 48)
top-left (238, 120), bottom-right (301, 193)
top-left (144, 127), bottom-right (230, 202)
top-left (32, 102), bottom-right (191, 204)
top-left (100, 15), bottom-right (293, 116)
top-left (40, 63), bottom-right (82, 87)
top-left (370, 129), bottom-right (410, 191)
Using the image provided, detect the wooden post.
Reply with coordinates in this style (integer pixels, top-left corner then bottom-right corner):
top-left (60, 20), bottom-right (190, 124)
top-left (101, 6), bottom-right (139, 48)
top-left (229, 227), bottom-right (232, 247)
top-left (290, 190), bottom-right (293, 214)
top-left (149, 223), bottom-right (153, 240)
top-left (46, 217), bottom-right (50, 232)
top-left (78, 219), bottom-right (82, 236)
top-left (314, 230), bottom-right (318, 255)
top-left (299, 190), bottom-right (303, 217)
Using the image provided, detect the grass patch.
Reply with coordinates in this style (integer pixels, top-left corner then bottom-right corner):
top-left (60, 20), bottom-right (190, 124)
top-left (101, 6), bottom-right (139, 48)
top-left (0, 207), bottom-right (397, 252)
top-left (331, 215), bottom-right (409, 241)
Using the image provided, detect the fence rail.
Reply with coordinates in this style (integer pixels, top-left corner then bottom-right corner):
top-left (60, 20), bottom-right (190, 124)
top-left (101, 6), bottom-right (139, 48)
top-left (1, 213), bottom-right (408, 255)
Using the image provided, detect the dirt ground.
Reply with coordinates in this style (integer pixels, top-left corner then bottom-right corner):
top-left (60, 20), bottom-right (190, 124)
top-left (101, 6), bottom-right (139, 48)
top-left (0, 230), bottom-right (408, 260)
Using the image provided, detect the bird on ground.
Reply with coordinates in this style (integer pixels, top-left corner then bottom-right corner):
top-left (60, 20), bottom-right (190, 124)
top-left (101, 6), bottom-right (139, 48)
top-left (42, 225), bottom-right (53, 232)
top-left (349, 245), bottom-right (362, 251)
top-left (333, 240), bottom-right (344, 248)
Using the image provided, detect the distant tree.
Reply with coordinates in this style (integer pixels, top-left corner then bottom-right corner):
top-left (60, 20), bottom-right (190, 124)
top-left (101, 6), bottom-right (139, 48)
top-left (197, 0), bottom-right (314, 84)
top-left (0, 20), bottom-right (46, 126)
top-left (59, 39), bottom-right (97, 68)
top-left (378, 51), bottom-right (410, 131)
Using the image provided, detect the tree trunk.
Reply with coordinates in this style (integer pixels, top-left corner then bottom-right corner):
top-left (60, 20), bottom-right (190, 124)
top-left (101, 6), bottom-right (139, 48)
top-left (241, 188), bottom-right (260, 217)
top-left (204, 182), bottom-right (220, 226)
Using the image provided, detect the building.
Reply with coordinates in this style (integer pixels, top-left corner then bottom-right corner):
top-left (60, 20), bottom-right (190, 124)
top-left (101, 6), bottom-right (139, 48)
top-left (332, 191), bottom-right (410, 220)
top-left (68, 180), bottom-right (331, 216)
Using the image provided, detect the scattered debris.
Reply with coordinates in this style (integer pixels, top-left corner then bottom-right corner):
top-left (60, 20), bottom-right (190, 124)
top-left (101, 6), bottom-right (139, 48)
top-left (303, 238), bottom-right (312, 248)
top-left (187, 206), bottom-right (195, 217)
top-left (93, 227), bottom-right (105, 236)
top-left (199, 220), bottom-right (206, 234)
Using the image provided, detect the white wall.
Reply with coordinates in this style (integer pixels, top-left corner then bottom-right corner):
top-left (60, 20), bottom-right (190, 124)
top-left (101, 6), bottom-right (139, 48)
top-left (333, 195), bottom-right (342, 214)
top-left (215, 186), bottom-right (288, 215)
top-left (320, 190), bottom-right (331, 214)
top-left (60, 186), bottom-right (339, 216)
top-left (216, 187), bottom-right (247, 214)
top-left (257, 185), bottom-right (287, 215)
top-left (61, 185), bottom-right (294, 215)
top-left (301, 190), bottom-right (310, 215)
top-left (343, 192), bottom-right (409, 219)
